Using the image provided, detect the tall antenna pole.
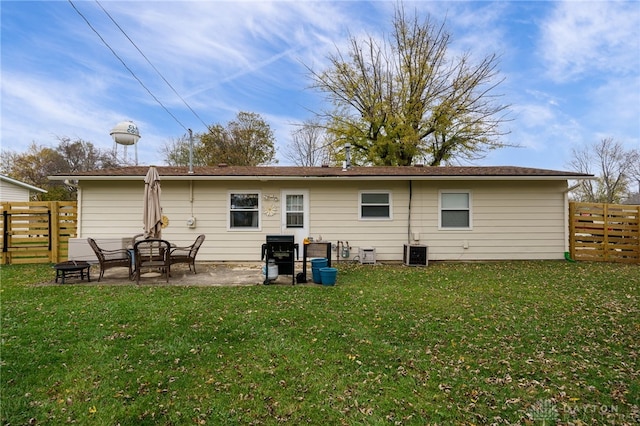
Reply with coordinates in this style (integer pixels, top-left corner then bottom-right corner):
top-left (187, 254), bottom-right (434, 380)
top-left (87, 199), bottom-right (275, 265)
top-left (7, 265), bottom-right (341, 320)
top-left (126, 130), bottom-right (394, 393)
top-left (188, 129), bottom-right (194, 174)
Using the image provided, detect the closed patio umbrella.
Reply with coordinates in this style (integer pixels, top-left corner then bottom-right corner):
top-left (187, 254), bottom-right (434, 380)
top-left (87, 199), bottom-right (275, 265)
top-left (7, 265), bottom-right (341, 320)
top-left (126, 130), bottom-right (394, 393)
top-left (143, 166), bottom-right (162, 239)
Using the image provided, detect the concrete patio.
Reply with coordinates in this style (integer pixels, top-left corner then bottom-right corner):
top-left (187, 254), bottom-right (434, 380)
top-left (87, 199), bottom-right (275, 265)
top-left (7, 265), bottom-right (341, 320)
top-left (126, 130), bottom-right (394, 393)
top-left (48, 262), bottom-right (310, 287)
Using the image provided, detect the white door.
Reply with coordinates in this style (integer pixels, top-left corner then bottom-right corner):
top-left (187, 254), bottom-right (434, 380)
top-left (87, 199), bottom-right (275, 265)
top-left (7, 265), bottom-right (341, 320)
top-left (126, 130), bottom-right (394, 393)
top-left (281, 190), bottom-right (309, 245)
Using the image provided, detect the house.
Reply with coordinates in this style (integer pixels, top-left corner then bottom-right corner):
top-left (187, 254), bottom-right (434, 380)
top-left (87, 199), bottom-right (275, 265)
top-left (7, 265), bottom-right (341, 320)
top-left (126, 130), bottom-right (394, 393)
top-left (0, 174), bottom-right (47, 202)
top-left (50, 165), bottom-right (592, 263)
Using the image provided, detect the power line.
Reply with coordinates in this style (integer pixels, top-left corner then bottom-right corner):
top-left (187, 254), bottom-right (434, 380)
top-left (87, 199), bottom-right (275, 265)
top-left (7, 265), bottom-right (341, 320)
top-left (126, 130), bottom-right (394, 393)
top-left (67, 0), bottom-right (189, 132)
top-left (95, 0), bottom-right (209, 130)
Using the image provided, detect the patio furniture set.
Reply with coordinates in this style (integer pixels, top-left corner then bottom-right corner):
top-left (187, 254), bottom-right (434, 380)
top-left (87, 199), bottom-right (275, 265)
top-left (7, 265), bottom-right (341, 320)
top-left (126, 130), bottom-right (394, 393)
top-left (70, 234), bottom-right (206, 284)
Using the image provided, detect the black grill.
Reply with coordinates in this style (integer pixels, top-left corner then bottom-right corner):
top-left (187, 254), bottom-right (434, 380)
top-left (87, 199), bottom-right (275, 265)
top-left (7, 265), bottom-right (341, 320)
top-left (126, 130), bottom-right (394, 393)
top-left (261, 235), bottom-right (298, 285)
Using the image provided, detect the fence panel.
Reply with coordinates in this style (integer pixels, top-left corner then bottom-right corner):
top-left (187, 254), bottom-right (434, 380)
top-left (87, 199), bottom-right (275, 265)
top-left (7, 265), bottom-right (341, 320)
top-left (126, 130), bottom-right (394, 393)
top-left (569, 202), bottom-right (639, 263)
top-left (1, 201), bottom-right (77, 264)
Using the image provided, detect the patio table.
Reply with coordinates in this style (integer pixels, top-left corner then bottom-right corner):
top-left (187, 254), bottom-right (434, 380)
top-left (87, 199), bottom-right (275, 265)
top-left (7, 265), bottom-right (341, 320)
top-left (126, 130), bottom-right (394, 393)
top-left (128, 239), bottom-right (176, 278)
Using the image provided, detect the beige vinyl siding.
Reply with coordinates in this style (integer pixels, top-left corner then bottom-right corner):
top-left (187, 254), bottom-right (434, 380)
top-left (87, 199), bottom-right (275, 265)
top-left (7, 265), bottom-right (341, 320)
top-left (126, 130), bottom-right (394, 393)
top-left (79, 181), bottom-right (144, 237)
top-left (76, 178), bottom-right (568, 262)
top-left (412, 180), bottom-right (567, 260)
top-left (306, 181), bottom-right (408, 261)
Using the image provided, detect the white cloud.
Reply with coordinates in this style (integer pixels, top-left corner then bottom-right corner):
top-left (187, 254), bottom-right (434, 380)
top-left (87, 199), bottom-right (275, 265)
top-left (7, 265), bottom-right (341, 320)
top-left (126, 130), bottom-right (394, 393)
top-left (445, 1), bottom-right (511, 55)
top-left (582, 76), bottom-right (640, 157)
top-left (2, 1), bottom-right (637, 171)
top-left (511, 102), bottom-right (556, 131)
top-left (104, 2), bottom-right (352, 78)
top-left (539, 1), bottom-right (640, 82)
top-left (1, 72), bottom-right (118, 149)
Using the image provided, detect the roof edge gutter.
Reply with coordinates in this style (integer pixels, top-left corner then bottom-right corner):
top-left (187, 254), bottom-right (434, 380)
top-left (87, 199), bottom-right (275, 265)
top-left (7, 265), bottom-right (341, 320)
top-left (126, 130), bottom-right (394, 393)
top-left (49, 174), bottom-right (595, 182)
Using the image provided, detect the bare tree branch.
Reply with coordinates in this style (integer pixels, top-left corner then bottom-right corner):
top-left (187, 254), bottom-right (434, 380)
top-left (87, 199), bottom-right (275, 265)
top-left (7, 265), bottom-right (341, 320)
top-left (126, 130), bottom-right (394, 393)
top-left (568, 138), bottom-right (639, 204)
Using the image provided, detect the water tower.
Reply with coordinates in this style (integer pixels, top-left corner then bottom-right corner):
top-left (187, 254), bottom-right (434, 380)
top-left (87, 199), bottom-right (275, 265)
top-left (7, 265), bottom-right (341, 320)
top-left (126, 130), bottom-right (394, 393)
top-left (110, 120), bottom-right (141, 165)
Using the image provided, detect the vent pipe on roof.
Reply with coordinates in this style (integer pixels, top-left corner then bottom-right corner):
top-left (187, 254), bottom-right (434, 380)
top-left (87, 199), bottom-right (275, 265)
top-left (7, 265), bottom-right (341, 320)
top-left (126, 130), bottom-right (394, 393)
top-left (342, 143), bottom-right (351, 171)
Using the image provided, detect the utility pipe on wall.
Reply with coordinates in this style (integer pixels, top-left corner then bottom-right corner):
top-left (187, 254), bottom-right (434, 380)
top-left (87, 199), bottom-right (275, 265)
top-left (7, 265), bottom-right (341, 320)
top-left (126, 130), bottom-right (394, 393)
top-left (408, 180), bottom-right (413, 245)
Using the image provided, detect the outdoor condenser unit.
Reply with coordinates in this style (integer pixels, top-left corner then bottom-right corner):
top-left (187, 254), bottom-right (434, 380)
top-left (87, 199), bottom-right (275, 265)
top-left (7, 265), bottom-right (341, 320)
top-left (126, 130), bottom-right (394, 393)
top-left (359, 247), bottom-right (376, 264)
top-left (403, 244), bottom-right (428, 266)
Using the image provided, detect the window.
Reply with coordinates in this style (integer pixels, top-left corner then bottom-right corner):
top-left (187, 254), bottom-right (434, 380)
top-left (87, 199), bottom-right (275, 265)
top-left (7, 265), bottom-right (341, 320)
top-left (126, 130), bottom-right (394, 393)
top-left (285, 194), bottom-right (304, 228)
top-left (360, 191), bottom-right (391, 219)
top-left (440, 191), bottom-right (471, 229)
top-left (229, 192), bottom-right (260, 229)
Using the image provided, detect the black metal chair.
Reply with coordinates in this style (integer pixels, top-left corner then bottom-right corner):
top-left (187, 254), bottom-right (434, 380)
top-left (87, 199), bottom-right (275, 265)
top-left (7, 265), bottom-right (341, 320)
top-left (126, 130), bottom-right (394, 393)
top-left (87, 237), bottom-right (132, 281)
top-left (133, 239), bottom-right (171, 284)
top-left (130, 233), bottom-right (144, 249)
top-left (170, 234), bottom-right (206, 273)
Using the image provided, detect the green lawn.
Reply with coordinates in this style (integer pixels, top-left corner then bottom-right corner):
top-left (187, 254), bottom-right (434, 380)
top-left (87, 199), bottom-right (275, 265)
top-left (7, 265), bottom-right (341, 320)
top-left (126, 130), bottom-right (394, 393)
top-left (1, 261), bottom-right (638, 425)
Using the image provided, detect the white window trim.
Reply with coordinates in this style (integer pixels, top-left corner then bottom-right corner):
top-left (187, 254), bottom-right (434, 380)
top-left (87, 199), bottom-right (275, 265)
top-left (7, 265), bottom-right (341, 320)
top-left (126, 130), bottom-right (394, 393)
top-left (281, 190), bottom-right (309, 230)
top-left (358, 190), bottom-right (393, 221)
top-left (438, 190), bottom-right (472, 230)
top-left (227, 190), bottom-right (262, 231)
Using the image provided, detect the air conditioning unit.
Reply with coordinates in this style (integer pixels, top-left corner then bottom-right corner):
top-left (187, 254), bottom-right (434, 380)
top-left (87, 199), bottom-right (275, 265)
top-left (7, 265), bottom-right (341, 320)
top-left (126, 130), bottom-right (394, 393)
top-left (403, 244), bottom-right (428, 266)
top-left (359, 247), bottom-right (376, 264)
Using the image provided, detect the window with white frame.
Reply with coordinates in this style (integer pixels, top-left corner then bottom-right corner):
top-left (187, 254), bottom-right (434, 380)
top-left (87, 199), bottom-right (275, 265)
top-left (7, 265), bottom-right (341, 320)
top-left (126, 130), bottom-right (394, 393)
top-left (285, 194), bottom-right (304, 228)
top-left (439, 191), bottom-right (471, 229)
top-left (229, 192), bottom-right (260, 229)
top-left (360, 191), bottom-right (391, 219)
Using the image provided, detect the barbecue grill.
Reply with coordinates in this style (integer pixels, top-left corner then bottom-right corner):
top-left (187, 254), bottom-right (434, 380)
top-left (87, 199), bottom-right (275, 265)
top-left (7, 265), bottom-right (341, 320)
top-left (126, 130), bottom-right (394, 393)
top-left (261, 235), bottom-right (299, 285)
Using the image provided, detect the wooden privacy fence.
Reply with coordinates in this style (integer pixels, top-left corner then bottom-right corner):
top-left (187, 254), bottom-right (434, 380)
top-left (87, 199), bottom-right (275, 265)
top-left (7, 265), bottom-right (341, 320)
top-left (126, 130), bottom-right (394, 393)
top-left (1, 201), bottom-right (78, 265)
top-left (569, 202), bottom-right (639, 264)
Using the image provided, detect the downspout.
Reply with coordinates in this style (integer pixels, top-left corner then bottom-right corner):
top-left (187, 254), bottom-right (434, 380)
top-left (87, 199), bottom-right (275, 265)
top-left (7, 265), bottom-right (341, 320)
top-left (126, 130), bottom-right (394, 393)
top-left (77, 185), bottom-right (83, 237)
top-left (64, 179), bottom-right (82, 237)
top-left (188, 129), bottom-right (195, 226)
top-left (563, 183), bottom-right (580, 261)
top-left (190, 180), bottom-right (194, 209)
top-left (408, 180), bottom-right (413, 245)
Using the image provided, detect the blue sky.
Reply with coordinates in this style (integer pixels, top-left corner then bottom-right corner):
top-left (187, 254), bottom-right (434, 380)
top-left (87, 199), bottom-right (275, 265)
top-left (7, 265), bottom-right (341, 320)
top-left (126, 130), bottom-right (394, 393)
top-left (1, 1), bottom-right (639, 171)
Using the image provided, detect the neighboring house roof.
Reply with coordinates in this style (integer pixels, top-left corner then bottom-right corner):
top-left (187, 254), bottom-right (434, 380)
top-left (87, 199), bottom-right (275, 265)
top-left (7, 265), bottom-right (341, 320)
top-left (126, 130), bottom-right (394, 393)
top-left (0, 174), bottom-right (47, 193)
top-left (50, 165), bottom-right (593, 181)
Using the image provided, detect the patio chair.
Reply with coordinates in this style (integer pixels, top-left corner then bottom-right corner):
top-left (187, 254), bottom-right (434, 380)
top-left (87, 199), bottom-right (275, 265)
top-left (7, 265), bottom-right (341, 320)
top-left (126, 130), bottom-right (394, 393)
top-left (134, 238), bottom-right (171, 284)
top-left (130, 233), bottom-right (144, 249)
top-left (87, 237), bottom-right (132, 281)
top-left (170, 234), bottom-right (206, 273)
